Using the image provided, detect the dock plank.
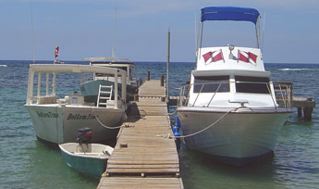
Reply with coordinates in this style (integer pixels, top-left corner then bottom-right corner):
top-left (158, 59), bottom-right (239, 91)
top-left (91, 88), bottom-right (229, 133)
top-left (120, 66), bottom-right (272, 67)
top-left (97, 177), bottom-right (183, 189)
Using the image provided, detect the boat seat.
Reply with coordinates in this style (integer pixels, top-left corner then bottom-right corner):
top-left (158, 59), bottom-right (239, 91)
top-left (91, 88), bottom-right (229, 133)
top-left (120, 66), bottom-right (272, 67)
top-left (37, 96), bottom-right (57, 104)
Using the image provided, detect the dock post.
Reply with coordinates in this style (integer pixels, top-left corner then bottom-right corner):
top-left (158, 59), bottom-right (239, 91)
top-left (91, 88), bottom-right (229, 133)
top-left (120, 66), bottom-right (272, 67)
top-left (160, 75), bottom-right (165, 87)
top-left (297, 107), bottom-right (302, 118)
top-left (147, 70), bottom-right (151, 81)
top-left (166, 29), bottom-right (170, 102)
top-left (303, 107), bottom-right (313, 121)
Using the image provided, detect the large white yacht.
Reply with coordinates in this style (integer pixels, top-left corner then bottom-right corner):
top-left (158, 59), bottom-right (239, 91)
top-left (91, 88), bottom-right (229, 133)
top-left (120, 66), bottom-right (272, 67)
top-left (176, 7), bottom-right (292, 165)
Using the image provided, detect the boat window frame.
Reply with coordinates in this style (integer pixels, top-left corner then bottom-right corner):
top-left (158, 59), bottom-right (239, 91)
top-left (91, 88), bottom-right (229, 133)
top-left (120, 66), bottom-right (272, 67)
top-left (193, 75), bottom-right (230, 93)
top-left (235, 76), bottom-right (270, 94)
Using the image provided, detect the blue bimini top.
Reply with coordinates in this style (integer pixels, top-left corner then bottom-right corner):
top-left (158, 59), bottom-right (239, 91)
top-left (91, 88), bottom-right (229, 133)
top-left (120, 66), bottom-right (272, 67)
top-left (201, 7), bottom-right (260, 24)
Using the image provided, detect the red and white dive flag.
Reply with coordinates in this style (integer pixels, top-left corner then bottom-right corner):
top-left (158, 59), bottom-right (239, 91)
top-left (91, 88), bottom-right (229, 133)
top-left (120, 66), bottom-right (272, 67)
top-left (202, 49), bottom-right (224, 64)
top-left (237, 50), bottom-right (257, 64)
top-left (54, 46), bottom-right (59, 59)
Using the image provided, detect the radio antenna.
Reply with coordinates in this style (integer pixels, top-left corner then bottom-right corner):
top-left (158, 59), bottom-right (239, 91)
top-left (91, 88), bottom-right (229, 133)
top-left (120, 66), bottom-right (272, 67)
top-left (29, 0), bottom-right (36, 64)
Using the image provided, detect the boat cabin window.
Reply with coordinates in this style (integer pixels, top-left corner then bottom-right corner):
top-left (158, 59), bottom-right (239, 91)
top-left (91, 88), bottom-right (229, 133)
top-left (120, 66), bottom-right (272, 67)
top-left (95, 73), bottom-right (114, 77)
top-left (95, 66), bottom-right (128, 77)
top-left (235, 76), bottom-right (270, 94)
top-left (193, 76), bottom-right (229, 93)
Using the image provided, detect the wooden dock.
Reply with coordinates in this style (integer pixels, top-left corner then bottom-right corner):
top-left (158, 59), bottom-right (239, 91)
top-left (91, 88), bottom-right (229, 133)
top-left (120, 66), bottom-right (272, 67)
top-left (97, 80), bottom-right (183, 189)
top-left (273, 81), bottom-right (316, 121)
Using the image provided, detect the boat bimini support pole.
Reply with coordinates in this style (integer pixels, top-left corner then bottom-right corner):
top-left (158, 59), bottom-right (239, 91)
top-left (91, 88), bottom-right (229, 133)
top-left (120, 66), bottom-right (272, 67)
top-left (37, 72), bottom-right (41, 103)
top-left (121, 71), bottom-right (127, 103)
top-left (114, 71), bottom-right (118, 109)
top-left (255, 16), bottom-right (261, 49)
top-left (26, 68), bottom-right (34, 105)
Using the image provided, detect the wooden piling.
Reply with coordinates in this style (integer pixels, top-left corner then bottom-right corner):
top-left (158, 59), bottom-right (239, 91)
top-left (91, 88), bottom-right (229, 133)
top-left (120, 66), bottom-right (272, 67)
top-left (293, 96), bottom-right (315, 121)
top-left (147, 70), bottom-right (151, 81)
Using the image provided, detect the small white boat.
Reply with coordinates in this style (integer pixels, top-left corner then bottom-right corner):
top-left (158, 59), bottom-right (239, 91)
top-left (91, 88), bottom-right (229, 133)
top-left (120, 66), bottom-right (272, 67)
top-left (25, 64), bottom-right (128, 144)
top-left (176, 7), bottom-right (292, 165)
top-left (59, 143), bottom-right (113, 177)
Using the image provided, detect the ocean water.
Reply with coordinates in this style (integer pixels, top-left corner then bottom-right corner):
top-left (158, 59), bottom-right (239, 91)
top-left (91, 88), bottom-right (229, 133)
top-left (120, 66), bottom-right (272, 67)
top-left (0, 60), bottom-right (318, 189)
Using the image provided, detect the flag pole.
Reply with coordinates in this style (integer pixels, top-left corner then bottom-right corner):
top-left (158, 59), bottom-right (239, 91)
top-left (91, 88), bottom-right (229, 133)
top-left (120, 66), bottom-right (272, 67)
top-left (166, 29), bottom-right (170, 102)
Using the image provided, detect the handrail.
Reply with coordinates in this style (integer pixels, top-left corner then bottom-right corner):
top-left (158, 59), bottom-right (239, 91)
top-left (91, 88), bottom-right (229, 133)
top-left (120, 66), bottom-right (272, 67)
top-left (179, 81), bottom-right (228, 107)
top-left (266, 83), bottom-right (278, 109)
top-left (192, 84), bottom-right (204, 107)
top-left (207, 83), bottom-right (222, 107)
top-left (278, 84), bottom-right (287, 108)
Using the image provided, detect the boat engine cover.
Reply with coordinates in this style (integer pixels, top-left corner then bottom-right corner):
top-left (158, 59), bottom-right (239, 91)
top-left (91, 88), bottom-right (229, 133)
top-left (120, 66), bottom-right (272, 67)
top-left (76, 127), bottom-right (93, 143)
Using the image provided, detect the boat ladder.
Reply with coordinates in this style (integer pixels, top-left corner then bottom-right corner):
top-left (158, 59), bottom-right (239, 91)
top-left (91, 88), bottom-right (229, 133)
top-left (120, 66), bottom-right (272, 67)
top-left (97, 85), bottom-right (113, 108)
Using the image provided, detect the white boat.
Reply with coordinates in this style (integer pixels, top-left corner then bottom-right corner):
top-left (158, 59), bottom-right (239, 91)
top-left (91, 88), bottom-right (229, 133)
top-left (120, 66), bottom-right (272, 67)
top-left (59, 142), bottom-right (113, 177)
top-left (81, 56), bottom-right (137, 103)
top-left (25, 64), bottom-right (128, 144)
top-left (176, 7), bottom-right (292, 165)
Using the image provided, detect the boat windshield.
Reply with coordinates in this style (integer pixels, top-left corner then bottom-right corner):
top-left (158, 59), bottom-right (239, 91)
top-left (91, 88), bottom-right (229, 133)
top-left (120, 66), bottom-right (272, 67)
top-left (235, 76), bottom-right (270, 94)
top-left (193, 76), bottom-right (229, 93)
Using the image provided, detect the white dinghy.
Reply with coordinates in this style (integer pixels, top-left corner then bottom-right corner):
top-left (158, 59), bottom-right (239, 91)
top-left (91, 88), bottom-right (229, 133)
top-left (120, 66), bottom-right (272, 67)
top-left (59, 128), bottom-right (113, 177)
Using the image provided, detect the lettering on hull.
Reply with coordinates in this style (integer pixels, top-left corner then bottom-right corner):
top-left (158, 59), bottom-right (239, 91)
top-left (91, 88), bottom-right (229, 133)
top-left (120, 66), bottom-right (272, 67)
top-left (66, 113), bottom-right (95, 120)
top-left (36, 111), bottom-right (58, 118)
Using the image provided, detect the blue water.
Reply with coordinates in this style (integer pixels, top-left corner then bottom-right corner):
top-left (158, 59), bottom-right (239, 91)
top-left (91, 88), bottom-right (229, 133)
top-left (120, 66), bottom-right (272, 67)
top-left (0, 60), bottom-right (318, 189)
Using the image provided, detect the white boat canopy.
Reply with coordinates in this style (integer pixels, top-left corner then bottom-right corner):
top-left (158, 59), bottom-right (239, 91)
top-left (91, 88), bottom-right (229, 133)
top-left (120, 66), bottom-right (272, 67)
top-left (26, 64), bottom-right (127, 107)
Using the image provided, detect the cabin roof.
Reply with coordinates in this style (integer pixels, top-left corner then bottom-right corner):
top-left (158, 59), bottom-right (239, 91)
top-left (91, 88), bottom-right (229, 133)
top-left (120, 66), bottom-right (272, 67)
top-left (192, 69), bottom-right (270, 78)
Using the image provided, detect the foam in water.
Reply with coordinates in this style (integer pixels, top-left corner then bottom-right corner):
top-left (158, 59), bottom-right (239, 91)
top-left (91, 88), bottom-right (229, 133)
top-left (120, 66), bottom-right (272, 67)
top-left (0, 64), bottom-right (7, 67)
top-left (279, 68), bottom-right (313, 71)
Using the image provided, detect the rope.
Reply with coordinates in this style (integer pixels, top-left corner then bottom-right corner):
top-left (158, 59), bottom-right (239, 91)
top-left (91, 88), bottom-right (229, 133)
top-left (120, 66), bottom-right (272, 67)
top-left (95, 115), bottom-right (124, 130)
top-left (168, 109), bottom-right (177, 116)
top-left (173, 107), bottom-right (238, 139)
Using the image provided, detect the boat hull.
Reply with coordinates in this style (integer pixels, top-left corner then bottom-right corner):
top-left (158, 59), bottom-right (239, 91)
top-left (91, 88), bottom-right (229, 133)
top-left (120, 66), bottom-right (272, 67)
top-left (25, 105), bottom-right (125, 144)
top-left (177, 108), bottom-right (290, 165)
top-left (59, 143), bottom-right (112, 177)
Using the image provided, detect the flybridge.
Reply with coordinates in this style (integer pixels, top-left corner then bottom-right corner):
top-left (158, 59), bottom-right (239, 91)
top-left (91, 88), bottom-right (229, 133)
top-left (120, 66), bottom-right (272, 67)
top-left (197, 6), bottom-right (262, 59)
top-left (201, 6), bottom-right (260, 24)
top-left (196, 7), bottom-right (264, 71)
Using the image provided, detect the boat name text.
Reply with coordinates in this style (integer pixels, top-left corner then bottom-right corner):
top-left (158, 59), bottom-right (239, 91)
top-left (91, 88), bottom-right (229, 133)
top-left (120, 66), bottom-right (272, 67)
top-left (36, 111), bottom-right (58, 118)
top-left (67, 113), bottom-right (95, 120)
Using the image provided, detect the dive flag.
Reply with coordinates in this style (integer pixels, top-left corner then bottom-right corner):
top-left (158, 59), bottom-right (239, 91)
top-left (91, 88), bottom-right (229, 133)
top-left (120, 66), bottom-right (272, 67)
top-left (237, 50), bottom-right (257, 64)
top-left (54, 46), bottom-right (59, 59)
top-left (202, 51), bottom-right (214, 63)
top-left (248, 52), bottom-right (257, 63)
top-left (211, 50), bottom-right (224, 63)
top-left (238, 50), bottom-right (249, 63)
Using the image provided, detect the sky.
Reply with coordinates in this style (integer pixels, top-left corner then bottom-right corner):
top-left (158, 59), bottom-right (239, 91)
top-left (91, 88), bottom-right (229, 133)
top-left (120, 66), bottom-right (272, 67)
top-left (1, 0), bottom-right (319, 63)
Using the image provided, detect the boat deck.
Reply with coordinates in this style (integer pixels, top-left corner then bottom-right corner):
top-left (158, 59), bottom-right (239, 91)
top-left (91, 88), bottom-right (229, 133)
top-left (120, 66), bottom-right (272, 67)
top-left (97, 80), bottom-right (183, 189)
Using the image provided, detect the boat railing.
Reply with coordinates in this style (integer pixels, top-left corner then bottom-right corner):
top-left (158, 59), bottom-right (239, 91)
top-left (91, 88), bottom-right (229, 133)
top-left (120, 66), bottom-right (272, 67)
top-left (178, 81), bottom-right (292, 109)
top-left (273, 81), bottom-right (293, 108)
